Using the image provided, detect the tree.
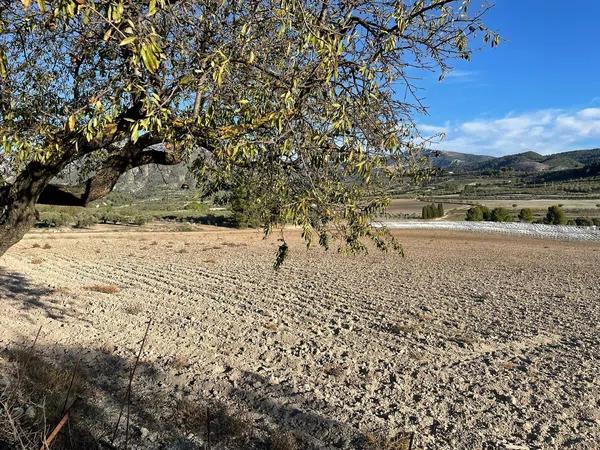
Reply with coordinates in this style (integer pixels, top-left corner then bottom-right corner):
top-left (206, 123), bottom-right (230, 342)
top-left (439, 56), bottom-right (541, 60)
top-left (490, 207), bottom-right (512, 223)
top-left (466, 206), bottom-right (483, 221)
top-left (437, 203), bottom-right (444, 218)
top-left (518, 208), bottom-right (534, 223)
top-left (0, 0), bottom-right (498, 258)
top-left (465, 205), bottom-right (491, 222)
top-left (545, 205), bottom-right (567, 225)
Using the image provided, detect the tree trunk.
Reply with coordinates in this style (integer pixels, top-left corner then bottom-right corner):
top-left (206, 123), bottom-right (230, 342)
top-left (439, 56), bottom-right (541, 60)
top-left (0, 192), bottom-right (38, 258)
top-left (0, 158), bottom-right (72, 258)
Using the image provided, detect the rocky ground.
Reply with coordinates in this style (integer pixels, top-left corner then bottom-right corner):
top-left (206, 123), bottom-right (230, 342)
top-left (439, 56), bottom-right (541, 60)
top-left (0, 227), bottom-right (599, 449)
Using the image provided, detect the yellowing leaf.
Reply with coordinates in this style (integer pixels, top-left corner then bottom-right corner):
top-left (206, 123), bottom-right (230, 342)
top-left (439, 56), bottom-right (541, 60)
top-left (66, 114), bottom-right (77, 131)
top-left (0, 49), bottom-right (7, 79)
top-left (20, 0), bottom-right (31, 10)
top-left (119, 36), bottom-right (136, 46)
top-left (148, 0), bottom-right (157, 16)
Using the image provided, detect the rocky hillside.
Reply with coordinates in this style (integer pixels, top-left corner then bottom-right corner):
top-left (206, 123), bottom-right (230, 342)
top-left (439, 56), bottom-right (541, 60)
top-left (429, 148), bottom-right (600, 175)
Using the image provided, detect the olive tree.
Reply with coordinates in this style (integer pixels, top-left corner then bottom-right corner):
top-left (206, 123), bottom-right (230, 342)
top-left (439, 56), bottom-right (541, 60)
top-left (0, 0), bottom-right (498, 258)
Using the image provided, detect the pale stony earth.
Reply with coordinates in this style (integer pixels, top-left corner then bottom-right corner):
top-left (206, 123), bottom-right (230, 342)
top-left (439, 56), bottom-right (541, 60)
top-left (1, 226), bottom-right (599, 449)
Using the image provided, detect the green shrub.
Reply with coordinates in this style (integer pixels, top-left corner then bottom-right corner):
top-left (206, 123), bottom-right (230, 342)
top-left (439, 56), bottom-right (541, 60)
top-left (518, 208), bottom-right (534, 223)
top-left (39, 212), bottom-right (71, 228)
top-left (176, 223), bottom-right (194, 232)
top-left (545, 205), bottom-right (567, 225)
top-left (465, 205), bottom-right (491, 221)
top-left (490, 207), bottom-right (513, 222)
top-left (574, 217), bottom-right (593, 227)
top-left (184, 201), bottom-right (209, 213)
top-left (74, 214), bottom-right (98, 229)
top-left (230, 185), bottom-right (264, 228)
top-left (593, 218), bottom-right (600, 227)
top-left (131, 215), bottom-right (149, 226)
top-left (422, 203), bottom-right (443, 220)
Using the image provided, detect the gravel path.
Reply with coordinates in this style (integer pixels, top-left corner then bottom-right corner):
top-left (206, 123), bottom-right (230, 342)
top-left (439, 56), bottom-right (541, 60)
top-left (379, 220), bottom-right (600, 241)
top-left (1, 228), bottom-right (599, 449)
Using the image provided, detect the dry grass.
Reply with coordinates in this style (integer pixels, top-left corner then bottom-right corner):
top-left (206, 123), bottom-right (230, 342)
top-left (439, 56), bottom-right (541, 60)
top-left (364, 431), bottom-right (415, 450)
top-left (0, 347), bottom-right (87, 448)
top-left (84, 284), bottom-right (121, 294)
top-left (176, 399), bottom-right (250, 440)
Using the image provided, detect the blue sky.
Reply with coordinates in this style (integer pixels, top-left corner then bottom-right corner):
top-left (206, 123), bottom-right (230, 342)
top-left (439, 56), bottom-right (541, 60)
top-left (416, 1), bottom-right (600, 156)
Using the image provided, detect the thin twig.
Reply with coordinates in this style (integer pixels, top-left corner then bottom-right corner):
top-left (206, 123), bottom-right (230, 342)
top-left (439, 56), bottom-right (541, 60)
top-left (2, 401), bottom-right (27, 450)
top-left (206, 406), bottom-right (210, 450)
top-left (61, 354), bottom-right (81, 415)
top-left (112, 320), bottom-right (152, 447)
top-left (24, 325), bottom-right (43, 368)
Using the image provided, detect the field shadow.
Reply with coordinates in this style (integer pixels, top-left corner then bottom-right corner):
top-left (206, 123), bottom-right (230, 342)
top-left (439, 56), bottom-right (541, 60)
top-left (0, 338), bottom-right (393, 450)
top-left (0, 268), bottom-right (92, 324)
top-left (0, 267), bottom-right (59, 319)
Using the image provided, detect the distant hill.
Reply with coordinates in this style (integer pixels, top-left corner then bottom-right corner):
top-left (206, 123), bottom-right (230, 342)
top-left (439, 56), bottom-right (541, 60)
top-left (424, 150), bottom-right (494, 169)
top-left (429, 148), bottom-right (600, 175)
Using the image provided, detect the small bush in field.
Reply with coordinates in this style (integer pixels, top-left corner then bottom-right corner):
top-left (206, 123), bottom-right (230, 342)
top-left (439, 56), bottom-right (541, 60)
top-left (490, 207), bottom-right (513, 222)
top-left (545, 205), bottom-right (567, 225)
top-left (518, 208), bottom-right (534, 223)
top-left (184, 201), bottom-right (209, 213)
top-left (133, 215), bottom-right (149, 225)
top-left (39, 212), bottom-right (70, 228)
top-left (575, 217), bottom-right (593, 227)
top-left (74, 214), bottom-right (98, 229)
top-left (465, 205), bottom-right (491, 221)
top-left (84, 284), bottom-right (121, 294)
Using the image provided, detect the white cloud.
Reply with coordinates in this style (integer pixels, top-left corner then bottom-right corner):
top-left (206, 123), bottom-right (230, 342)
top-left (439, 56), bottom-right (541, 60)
top-left (443, 70), bottom-right (479, 83)
top-left (419, 107), bottom-right (600, 155)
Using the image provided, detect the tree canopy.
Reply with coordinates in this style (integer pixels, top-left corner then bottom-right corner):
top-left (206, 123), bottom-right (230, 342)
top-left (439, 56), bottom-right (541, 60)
top-left (0, 0), bottom-right (498, 258)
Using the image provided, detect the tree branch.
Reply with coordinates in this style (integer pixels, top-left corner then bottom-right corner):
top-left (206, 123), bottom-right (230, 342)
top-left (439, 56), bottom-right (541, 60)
top-left (38, 142), bottom-right (183, 207)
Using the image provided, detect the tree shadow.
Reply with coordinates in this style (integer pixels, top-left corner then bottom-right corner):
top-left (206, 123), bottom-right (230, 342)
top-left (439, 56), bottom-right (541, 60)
top-left (0, 267), bottom-right (76, 322)
top-left (0, 338), bottom-right (390, 450)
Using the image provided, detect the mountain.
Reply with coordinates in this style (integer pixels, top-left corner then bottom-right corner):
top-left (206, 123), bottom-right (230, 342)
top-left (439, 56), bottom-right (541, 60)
top-left (424, 150), bottom-right (494, 170)
top-left (114, 163), bottom-right (196, 193)
top-left (429, 148), bottom-right (600, 175)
